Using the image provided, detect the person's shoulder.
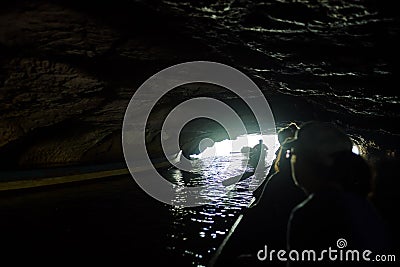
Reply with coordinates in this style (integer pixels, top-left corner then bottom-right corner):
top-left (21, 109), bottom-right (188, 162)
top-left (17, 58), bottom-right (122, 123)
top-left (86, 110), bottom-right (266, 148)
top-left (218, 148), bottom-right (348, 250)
top-left (289, 194), bottom-right (338, 235)
top-left (262, 172), bottom-right (287, 192)
top-left (265, 172), bottom-right (280, 185)
top-left (290, 194), bottom-right (325, 220)
top-left (288, 196), bottom-right (316, 248)
top-left (290, 195), bottom-right (312, 217)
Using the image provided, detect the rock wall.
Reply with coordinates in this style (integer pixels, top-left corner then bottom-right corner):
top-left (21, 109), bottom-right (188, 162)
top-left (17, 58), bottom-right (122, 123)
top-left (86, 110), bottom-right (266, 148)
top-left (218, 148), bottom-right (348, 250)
top-left (0, 0), bottom-right (215, 169)
top-left (1, 0), bottom-right (399, 169)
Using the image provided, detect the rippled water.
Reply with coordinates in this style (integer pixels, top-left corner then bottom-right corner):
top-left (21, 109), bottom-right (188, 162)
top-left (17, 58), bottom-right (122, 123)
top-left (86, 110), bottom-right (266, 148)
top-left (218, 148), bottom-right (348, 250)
top-left (160, 151), bottom-right (274, 266)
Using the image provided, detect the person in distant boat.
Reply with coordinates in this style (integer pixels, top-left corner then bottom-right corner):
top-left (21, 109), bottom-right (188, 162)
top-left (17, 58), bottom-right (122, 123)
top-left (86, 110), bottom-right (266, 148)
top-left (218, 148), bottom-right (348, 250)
top-left (249, 139), bottom-right (268, 168)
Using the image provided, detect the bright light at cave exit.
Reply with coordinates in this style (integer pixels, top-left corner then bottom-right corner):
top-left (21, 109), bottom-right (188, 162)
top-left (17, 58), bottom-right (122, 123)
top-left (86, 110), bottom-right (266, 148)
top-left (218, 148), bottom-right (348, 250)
top-left (193, 134), bottom-right (279, 159)
top-left (352, 144), bottom-right (360, 155)
top-left (192, 135), bottom-right (361, 158)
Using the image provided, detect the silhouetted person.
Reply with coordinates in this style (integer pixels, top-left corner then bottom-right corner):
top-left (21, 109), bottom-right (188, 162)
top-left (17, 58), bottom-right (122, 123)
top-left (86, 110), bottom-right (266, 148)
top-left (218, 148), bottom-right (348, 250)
top-left (249, 139), bottom-right (268, 169)
top-left (329, 150), bottom-right (372, 197)
top-left (278, 122), bottom-right (299, 145)
top-left (266, 122), bottom-right (299, 178)
top-left (287, 122), bottom-right (389, 266)
top-left (370, 158), bottom-right (400, 252)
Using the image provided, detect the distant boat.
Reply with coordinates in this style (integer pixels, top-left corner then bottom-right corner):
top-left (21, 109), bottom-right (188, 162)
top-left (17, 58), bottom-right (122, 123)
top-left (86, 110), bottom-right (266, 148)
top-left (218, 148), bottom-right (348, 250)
top-left (248, 140), bottom-right (268, 168)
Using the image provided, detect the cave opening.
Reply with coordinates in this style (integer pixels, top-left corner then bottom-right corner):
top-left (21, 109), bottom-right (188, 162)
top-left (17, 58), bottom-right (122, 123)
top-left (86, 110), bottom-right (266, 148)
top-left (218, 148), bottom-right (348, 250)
top-left (191, 133), bottom-right (279, 160)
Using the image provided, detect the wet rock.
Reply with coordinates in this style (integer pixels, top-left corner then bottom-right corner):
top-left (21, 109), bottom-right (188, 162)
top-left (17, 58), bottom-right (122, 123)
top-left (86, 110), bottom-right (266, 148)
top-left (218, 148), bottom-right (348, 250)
top-left (81, 131), bottom-right (123, 164)
top-left (18, 126), bottom-right (112, 168)
top-left (0, 57), bottom-right (106, 168)
top-left (0, 57), bottom-right (105, 144)
top-left (0, 0), bottom-right (216, 169)
top-left (0, 2), bottom-right (119, 57)
top-left (0, 121), bottom-right (24, 148)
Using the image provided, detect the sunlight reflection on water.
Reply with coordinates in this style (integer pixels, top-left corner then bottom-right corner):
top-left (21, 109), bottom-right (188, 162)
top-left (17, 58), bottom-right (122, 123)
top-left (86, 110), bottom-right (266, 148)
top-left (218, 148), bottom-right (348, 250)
top-left (164, 134), bottom-right (278, 266)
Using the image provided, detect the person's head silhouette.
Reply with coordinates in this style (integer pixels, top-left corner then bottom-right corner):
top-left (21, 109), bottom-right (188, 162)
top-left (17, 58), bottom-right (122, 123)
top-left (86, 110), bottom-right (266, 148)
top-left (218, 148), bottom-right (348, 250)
top-left (286, 122), bottom-right (390, 256)
top-left (277, 122), bottom-right (299, 145)
top-left (287, 122), bottom-right (353, 194)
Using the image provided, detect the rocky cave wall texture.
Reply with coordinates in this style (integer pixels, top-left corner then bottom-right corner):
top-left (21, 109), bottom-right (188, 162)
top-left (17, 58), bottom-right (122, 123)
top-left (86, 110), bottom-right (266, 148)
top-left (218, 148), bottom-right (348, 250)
top-left (1, 0), bottom-right (399, 169)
